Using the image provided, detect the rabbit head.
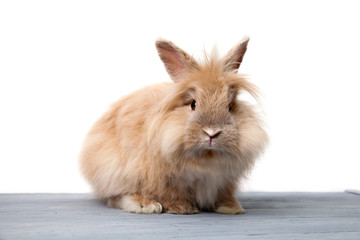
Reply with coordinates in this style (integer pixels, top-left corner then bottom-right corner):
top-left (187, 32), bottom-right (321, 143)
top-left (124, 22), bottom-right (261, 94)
top-left (152, 37), bottom-right (265, 164)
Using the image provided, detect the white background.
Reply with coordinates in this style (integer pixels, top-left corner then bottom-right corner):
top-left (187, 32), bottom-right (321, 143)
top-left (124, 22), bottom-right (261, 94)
top-left (1, 0), bottom-right (359, 193)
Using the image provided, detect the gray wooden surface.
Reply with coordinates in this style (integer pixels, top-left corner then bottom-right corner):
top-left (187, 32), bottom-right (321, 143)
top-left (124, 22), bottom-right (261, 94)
top-left (0, 192), bottom-right (359, 240)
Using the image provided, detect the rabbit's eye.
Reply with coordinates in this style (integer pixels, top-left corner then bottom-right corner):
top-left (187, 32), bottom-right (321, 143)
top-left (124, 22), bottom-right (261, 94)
top-left (191, 100), bottom-right (196, 111)
top-left (229, 103), bottom-right (232, 112)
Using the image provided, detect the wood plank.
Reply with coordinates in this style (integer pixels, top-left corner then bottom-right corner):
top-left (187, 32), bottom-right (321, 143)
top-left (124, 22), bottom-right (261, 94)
top-left (0, 193), bottom-right (359, 240)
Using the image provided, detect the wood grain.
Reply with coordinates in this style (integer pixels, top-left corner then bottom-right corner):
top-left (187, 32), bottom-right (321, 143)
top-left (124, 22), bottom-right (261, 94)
top-left (0, 192), bottom-right (359, 239)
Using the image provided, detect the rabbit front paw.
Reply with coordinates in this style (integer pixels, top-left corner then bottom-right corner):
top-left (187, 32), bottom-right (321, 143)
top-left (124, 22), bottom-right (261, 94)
top-left (108, 194), bottom-right (162, 214)
top-left (163, 200), bottom-right (200, 214)
top-left (215, 204), bottom-right (245, 214)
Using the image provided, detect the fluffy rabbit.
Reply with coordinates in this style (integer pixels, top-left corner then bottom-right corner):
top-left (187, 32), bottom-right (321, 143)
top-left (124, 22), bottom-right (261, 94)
top-left (79, 36), bottom-right (267, 214)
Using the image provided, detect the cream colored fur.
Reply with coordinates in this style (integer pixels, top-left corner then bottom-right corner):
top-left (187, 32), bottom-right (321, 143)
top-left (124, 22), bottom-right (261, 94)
top-left (79, 37), bottom-right (267, 214)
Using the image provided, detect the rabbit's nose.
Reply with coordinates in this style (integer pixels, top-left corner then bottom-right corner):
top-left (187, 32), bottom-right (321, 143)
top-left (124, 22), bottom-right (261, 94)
top-left (202, 128), bottom-right (222, 139)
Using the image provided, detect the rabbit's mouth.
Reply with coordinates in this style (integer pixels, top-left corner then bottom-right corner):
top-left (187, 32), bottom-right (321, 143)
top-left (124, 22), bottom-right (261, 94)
top-left (188, 139), bottom-right (225, 156)
top-left (204, 138), bottom-right (218, 149)
top-left (183, 127), bottom-right (236, 157)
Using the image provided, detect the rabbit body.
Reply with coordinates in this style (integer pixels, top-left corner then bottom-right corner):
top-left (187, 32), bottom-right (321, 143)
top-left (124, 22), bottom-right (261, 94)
top-left (79, 37), bottom-right (267, 214)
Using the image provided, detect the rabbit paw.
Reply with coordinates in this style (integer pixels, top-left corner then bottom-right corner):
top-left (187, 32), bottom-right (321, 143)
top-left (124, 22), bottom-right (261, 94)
top-left (215, 203), bottom-right (245, 214)
top-left (108, 194), bottom-right (162, 214)
top-left (163, 201), bottom-right (200, 214)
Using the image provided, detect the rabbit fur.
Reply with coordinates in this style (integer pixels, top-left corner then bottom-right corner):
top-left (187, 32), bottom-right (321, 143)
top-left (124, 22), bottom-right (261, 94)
top-left (79, 36), bottom-right (267, 214)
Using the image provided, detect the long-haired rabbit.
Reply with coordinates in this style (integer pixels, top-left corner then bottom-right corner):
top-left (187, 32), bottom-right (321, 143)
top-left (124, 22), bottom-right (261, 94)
top-left (79, 36), bottom-right (267, 214)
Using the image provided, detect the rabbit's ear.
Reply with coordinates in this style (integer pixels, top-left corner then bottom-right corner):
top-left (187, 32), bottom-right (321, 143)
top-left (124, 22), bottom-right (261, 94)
top-left (156, 39), bottom-right (198, 82)
top-left (224, 36), bottom-right (250, 72)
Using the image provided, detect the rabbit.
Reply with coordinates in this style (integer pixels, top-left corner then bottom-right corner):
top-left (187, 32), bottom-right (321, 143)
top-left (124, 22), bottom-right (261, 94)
top-left (79, 36), bottom-right (267, 214)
